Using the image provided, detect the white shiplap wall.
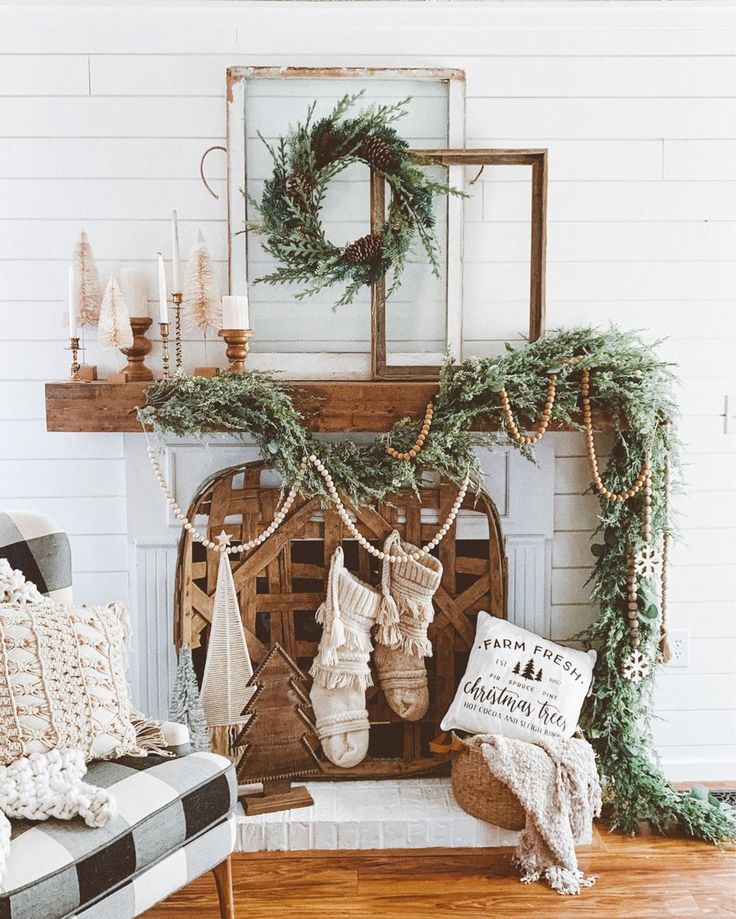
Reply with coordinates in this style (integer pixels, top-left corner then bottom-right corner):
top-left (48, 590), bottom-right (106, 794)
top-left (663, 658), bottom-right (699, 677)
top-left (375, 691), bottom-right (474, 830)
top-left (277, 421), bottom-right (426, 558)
top-left (0, 0), bottom-right (734, 780)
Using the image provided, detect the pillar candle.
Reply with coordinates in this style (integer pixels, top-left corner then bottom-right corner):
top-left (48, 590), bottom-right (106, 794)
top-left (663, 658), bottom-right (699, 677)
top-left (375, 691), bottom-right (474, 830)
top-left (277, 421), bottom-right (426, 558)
top-left (67, 266), bottom-right (77, 338)
top-left (158, 253), bottom-right (168, 323)
top-left (221, 295), bottom-right (249, 330)
top-left (171, 209), bottom-right (180, 293)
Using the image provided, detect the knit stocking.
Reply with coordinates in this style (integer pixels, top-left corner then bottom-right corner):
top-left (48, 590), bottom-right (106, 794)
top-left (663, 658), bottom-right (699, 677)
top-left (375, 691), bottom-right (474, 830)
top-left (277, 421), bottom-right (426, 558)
top-left (374, 531), bottom-right (443, 721)
top-left (310, 547), bottom-right (381, 768)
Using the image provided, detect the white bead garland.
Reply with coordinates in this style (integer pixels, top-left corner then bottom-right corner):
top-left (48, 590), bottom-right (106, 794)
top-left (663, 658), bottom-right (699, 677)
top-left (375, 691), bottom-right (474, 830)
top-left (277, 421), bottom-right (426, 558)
top-left (307, 453), bottom-right (470, 561)
top-left (146, 446), bottom-right (308, 554)
top-left (146, 446), bottom-right (470, 561)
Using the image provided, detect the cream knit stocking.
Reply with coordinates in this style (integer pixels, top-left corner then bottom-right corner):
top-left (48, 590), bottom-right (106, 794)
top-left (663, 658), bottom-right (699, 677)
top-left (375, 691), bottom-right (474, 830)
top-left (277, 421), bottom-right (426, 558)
top-left (374, 531), bottom-right (443, 721)
top-left (310, 547), bottom-right (381, 768)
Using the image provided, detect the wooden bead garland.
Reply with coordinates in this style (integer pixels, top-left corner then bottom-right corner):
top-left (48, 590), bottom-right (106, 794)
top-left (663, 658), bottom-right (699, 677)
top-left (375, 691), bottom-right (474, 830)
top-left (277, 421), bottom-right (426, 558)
top-left (634, 466), bottom-right (661, 578)
top-left (500, 371), bottom-right (557, 446)
top-left (625, 546), bottom-right (640, 650)
top-left (581, 368), bottom-right (648, 501)
top-left (658, 459), bottom-right (672, 662)
top-left (622, 543), bottom-right (650, 683)
top-left (622, 463), bottom-right (660, 683)
top-left (308, 453), bottom-right (469, 562)
top-left (386, 402), bottom-right (433, 461)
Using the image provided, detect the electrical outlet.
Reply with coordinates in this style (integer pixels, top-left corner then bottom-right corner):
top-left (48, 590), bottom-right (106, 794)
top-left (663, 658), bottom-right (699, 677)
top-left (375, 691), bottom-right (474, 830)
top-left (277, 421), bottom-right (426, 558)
top-left (667, 629), bottom-right (691, 668)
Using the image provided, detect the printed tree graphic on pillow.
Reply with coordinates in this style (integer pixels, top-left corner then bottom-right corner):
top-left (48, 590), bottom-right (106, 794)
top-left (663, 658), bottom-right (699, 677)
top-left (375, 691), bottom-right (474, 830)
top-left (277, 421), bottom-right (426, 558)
top-left (535, 668), bottom-right (544, 681)
top-left (521, 658), bottom-right (536, 681)
top-left (512, 661), bottom-right (521, 675)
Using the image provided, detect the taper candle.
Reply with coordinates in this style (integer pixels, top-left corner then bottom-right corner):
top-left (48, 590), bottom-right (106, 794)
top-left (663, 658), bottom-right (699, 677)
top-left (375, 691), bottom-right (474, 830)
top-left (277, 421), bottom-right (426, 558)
top-left (171, 209), bottom-right (180, 293)
top-left (158, 253), bottom-right (168, 323)
top-left (221, 295), bottom-right (249, 330)
top-left (67, 266), bottom-right (77, 337)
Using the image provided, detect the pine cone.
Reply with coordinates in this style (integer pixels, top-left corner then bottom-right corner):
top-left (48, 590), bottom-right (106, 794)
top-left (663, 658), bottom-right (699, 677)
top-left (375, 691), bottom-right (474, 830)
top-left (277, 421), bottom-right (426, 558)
top-left (313, 124), bottom-right (337, 170)
top-left (344, 233), bottom-right (384, 267)
top-left (359, 135), bottom-right (397, 172)
top-left (286, 172), bottom-right (311, 204)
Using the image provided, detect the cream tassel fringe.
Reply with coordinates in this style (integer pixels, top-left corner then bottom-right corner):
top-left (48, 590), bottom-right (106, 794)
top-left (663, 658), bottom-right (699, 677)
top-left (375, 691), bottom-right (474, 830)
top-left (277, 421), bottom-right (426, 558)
top-left (376, 532), bottom-right (402, 647)
top-left (517, 862), bottom-right (597, 896)
top-left (316, 548), bottom-right (348, 665)
top-left (130, 709), bottom-right (172, 757)
top-left (395, 632), bottom-right (434, 659)
top-left (309, 662), bottom-right (373, 690)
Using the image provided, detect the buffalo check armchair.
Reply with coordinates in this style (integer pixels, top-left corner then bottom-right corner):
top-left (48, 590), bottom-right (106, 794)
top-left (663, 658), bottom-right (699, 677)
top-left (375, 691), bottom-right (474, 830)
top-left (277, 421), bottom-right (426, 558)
top-left (0, 510), bottom-right (237, 919)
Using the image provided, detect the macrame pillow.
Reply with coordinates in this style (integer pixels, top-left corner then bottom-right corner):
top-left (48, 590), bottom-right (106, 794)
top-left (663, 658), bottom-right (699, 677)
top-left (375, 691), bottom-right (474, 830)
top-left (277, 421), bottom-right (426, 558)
top-left (0, 600), bottom-right (141, 765)
top-left (441, 613), bottom-right (596, 743)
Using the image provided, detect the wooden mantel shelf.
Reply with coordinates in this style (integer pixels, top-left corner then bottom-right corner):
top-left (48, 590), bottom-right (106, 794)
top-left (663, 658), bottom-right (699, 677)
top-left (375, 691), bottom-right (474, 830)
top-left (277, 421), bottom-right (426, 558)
top-left (45, 381), bottom-right (614, 434)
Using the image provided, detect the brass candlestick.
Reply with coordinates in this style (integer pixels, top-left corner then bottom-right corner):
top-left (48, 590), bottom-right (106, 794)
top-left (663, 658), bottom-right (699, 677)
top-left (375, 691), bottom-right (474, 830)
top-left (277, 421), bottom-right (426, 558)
top-left (70, 336), bottom-right (81, 381)
top-left (160, 322), bottom-right (171, 381)
top-left (119, 317), bottom-right (154, 382)
top-left (218, 329), bottom-right (254, 372)
top-left (172, 291), bottom-right (183, 371)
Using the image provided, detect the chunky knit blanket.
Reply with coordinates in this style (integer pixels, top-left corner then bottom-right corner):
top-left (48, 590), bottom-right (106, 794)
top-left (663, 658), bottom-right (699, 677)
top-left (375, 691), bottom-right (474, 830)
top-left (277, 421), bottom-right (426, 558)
top-left (471, 733), bottom-right (602, 895)
top-left (0, 749), bottom-right (117, 890)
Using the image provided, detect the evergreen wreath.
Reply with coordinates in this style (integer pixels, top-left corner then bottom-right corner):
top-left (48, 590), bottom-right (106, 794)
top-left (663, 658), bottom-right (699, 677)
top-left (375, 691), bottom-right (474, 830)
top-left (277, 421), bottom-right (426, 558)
top-left (248, 92), bottom-right (463, 307)
top-left (138, 326), bottom-right (735, 845)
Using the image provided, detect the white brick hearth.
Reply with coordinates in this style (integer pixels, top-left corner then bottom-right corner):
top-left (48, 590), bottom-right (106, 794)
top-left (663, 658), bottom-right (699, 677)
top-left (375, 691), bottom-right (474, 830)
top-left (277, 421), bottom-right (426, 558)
top-left (235, 779), bottom-right (520, 852)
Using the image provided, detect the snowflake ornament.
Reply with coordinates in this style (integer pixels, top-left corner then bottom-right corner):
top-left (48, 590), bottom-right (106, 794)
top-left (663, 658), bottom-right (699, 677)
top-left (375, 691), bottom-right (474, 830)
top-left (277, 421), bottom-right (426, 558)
top-left (621, 649), bottom-right (650, 683)
top-left (634, 545), bottom-right (661, 578)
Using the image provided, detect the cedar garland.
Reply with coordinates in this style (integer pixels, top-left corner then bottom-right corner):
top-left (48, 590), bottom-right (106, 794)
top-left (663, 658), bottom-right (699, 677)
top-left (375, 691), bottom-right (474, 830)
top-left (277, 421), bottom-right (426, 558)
top-left (138, 326), bottom-right (735, 844)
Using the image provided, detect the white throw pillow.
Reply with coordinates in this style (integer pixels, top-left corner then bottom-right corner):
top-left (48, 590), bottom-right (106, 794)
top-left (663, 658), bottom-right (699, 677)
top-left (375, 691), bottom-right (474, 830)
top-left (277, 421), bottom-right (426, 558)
top-left (0, 601), bottom-right (140, 764)
top-left (441, 613), bottom-right (596, 743)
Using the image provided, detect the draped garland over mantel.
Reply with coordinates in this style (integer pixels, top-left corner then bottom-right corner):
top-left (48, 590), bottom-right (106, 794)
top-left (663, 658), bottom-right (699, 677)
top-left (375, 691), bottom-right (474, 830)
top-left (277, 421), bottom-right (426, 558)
top-left (138, 326), bottom-right (734, 843)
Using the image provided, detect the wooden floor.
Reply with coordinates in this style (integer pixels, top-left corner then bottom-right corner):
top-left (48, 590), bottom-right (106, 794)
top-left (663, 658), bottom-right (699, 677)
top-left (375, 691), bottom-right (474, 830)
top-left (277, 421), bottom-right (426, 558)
top-left (144, 823), bottom-right (736, 918)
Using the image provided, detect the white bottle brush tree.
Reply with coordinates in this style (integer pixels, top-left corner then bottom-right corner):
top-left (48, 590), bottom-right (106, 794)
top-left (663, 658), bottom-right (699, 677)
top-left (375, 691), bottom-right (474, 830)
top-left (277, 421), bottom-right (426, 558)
top-left (170, 647), bottom-right (210, 753)
top-left (182, 230), bottom-right (221, 335)
top-left (72, 231), bottom-right (102, 328)
top-left (98, 276), bottom-right (134, 349)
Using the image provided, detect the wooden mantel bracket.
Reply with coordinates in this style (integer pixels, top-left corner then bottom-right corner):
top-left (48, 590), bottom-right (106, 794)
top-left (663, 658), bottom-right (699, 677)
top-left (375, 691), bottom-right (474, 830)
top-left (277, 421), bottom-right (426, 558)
top-left (44, 381), bottom-right (614, 434)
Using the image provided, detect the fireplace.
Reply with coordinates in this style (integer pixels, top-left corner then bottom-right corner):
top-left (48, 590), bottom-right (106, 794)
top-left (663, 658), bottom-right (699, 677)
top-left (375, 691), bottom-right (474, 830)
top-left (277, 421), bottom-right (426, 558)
top-left (173, 459), bottom-right (507, 778)
top-left (124, 434), bottom-right (555, 847)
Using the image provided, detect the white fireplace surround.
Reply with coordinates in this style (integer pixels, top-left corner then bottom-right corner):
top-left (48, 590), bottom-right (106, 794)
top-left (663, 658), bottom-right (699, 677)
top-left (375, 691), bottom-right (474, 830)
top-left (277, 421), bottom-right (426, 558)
top-left (124, 433), bottom-right (554, 850)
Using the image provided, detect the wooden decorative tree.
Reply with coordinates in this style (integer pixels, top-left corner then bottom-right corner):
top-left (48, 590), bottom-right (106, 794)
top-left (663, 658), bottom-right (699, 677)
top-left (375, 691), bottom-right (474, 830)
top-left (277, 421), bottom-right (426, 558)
top-left (235, 643), bottom-right (321, 815)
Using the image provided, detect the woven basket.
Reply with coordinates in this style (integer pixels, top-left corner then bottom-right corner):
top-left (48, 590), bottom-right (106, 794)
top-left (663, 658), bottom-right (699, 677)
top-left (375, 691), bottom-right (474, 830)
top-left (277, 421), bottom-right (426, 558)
top-left (449, 732), bottom-right (526, 831)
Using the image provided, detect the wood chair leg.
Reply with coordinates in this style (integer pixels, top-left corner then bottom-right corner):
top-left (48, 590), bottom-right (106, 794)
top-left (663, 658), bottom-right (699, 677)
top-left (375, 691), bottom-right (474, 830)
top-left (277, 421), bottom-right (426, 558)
top-left (212, 856), bottom-right (235, 919)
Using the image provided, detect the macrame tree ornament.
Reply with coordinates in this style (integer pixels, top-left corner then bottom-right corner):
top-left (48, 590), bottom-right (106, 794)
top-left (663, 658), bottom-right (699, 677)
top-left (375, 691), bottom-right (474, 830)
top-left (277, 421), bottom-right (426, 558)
top-left (72, 231), bottom-right (102, 328)
top-left (236, 643), bottom-right (320, 815)
top-left (170, 646), bottom-right (210, 753)
top-left (199, 531), bottom-right (254, 759)
top-left (98, 276), bottom-right (134, 349)
top-left (182, 230), bottom-right (221, 334)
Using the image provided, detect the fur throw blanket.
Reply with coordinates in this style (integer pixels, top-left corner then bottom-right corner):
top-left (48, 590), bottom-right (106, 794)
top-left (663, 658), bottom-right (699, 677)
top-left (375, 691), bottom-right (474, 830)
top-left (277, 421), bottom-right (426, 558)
top-left (0, 749), bottom-right (116, 890)
top-left (471, 733), bottom-right (601, 895)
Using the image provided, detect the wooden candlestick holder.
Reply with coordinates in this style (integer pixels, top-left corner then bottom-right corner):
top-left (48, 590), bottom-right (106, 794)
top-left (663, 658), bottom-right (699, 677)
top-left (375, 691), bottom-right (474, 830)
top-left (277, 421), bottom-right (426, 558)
top-left (119, 317), bottom-right (154, 382)
top-left (218, 328), bottom-right (254, 372)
